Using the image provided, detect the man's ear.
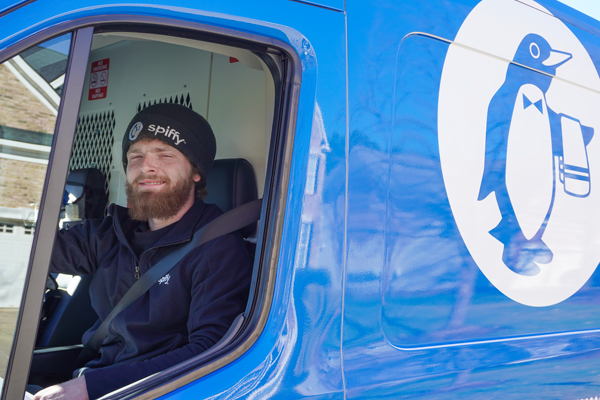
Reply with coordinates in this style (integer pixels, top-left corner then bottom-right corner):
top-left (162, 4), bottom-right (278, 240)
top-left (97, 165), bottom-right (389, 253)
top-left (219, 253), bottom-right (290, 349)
top-left (193, 173), bottom-right (201, 183)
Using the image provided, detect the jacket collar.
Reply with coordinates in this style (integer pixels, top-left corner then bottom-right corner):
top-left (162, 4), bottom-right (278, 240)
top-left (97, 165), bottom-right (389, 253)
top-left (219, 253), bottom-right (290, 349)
top-left (109, 200), bottom-right (212, 249)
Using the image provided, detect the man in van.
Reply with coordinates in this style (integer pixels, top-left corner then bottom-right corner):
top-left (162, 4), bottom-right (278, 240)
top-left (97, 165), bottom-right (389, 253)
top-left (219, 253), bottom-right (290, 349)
top-left (34, 103), bottom-right (252, 400)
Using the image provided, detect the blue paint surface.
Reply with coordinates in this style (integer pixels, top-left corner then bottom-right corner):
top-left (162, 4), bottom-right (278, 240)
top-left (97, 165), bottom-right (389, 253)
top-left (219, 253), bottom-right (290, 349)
top-left (344, 0), bottom-right (600, 398)
top-left (1, 0), bottom-right (600, 398)
top-left (0, 0), bottom-right (28, 15)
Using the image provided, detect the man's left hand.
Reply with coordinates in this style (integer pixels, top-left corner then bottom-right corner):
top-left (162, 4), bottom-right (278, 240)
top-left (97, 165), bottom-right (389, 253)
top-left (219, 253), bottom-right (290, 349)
top-left (32, 376), bottom-right (88, 400)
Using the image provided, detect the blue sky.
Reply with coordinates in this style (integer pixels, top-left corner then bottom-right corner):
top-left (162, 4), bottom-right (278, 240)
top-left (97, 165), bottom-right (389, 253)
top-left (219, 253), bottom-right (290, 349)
top-left (558, 0), bottom-right (600, 21)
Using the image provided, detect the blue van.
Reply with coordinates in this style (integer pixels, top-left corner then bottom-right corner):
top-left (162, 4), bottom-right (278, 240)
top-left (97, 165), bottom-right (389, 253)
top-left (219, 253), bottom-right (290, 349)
top-left (0, 0), bottom-right (598, 398)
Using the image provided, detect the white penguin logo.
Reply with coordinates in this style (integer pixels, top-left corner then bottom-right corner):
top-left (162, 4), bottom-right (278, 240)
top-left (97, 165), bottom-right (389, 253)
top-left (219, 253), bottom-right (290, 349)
top-left (477, 33), bottom-right (587, 277)
top-left (438, 0), bottom-right (600, 307)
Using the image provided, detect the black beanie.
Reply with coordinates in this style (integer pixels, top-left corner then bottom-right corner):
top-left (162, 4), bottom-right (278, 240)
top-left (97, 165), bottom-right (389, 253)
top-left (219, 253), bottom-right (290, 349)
top-left (122, 103), bottom-right (217, 181)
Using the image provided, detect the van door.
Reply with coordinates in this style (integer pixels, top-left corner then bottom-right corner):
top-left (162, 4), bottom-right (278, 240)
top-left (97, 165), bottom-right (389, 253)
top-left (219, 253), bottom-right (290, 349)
top-left (0, 0), bottom-right (347, 398)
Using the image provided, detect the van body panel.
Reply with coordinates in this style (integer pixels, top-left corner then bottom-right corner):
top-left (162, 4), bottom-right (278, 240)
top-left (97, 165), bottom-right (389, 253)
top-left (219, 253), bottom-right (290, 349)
top-left (343, 0), bottom-right (600, 398)
top-left (0, 0), bottom-right (599, 398)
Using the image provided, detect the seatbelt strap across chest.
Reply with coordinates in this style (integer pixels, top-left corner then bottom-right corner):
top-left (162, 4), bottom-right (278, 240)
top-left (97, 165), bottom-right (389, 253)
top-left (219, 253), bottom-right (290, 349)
top-left (74, 198), bottom-right (262, 369)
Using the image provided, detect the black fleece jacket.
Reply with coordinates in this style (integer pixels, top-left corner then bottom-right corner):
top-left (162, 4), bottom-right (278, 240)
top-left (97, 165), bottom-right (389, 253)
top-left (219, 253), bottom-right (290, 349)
top-left (50, 200), bottom-right (252, 399)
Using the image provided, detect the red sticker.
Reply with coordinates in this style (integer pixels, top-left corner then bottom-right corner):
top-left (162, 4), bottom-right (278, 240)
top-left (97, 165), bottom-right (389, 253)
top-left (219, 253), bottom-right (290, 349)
top-left (88, 58), bottom-right (110, 101)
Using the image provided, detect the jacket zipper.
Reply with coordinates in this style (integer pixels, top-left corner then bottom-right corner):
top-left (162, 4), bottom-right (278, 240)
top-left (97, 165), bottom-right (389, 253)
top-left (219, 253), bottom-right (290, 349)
top-left (134, 259), bottom-right (140, 280)
top-left (134, 237), bottom-right (191, 280)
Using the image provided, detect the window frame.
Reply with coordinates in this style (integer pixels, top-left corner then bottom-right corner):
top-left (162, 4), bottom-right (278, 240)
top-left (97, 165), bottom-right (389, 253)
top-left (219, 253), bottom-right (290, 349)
top-left (0, 27), bottom-right (93, 400)
top-left (0, 14), bottom-right (301, 400)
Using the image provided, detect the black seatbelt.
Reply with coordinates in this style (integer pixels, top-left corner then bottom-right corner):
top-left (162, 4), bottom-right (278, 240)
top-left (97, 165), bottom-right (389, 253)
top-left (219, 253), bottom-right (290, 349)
top-left (74, 198), bottom-right (262, 369)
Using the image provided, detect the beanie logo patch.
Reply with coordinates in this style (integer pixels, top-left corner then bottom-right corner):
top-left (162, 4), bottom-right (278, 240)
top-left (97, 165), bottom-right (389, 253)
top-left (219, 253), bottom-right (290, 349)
top-left (129, 122), bottom-right (144, 141)
top-left (148, 124), bottom-right (187, 145)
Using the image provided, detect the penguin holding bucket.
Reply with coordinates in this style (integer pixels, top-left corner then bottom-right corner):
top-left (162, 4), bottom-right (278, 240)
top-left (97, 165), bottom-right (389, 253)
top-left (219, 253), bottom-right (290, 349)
top-left (478, 33), bottom-right (594, 276)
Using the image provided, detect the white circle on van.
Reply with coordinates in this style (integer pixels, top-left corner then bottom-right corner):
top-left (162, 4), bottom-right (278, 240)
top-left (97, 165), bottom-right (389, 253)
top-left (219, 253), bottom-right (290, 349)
top-left (129, 122), bottom-right (144, 141)
top-left (438, 0), bottom-right (600, 306)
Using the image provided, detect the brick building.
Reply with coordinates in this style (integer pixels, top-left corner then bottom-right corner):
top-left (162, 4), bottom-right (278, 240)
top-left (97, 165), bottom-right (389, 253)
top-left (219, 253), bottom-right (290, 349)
top-left (0, 43), bottom-right (66, 309)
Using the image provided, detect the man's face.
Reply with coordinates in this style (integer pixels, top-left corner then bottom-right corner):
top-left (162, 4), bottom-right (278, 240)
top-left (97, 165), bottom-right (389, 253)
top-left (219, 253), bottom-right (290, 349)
top-left (125, 139), bottom-right (200, 221)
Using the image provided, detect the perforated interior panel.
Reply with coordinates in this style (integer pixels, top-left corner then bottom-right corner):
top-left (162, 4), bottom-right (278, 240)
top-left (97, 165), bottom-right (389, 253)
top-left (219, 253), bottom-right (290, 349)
top-left (70, 110), bottom-right (115, 202)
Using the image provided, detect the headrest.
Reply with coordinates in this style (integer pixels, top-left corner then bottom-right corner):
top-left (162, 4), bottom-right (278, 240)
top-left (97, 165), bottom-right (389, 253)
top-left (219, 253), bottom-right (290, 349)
top-left (64, 168), bottom-right (108, 220)
top-left (204, 158), bottom-right (258, 238)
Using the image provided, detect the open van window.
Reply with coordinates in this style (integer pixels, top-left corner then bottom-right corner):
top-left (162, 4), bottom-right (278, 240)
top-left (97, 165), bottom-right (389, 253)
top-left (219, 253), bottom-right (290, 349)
top-left (0, 32), bottom-right (72, 384)
top-left (17, 23), bottom-right (297, 399)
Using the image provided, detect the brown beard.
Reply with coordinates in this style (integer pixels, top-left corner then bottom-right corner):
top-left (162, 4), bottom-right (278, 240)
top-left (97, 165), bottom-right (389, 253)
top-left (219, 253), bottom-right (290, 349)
top-left (125, 172), bottom-right (195, 221)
